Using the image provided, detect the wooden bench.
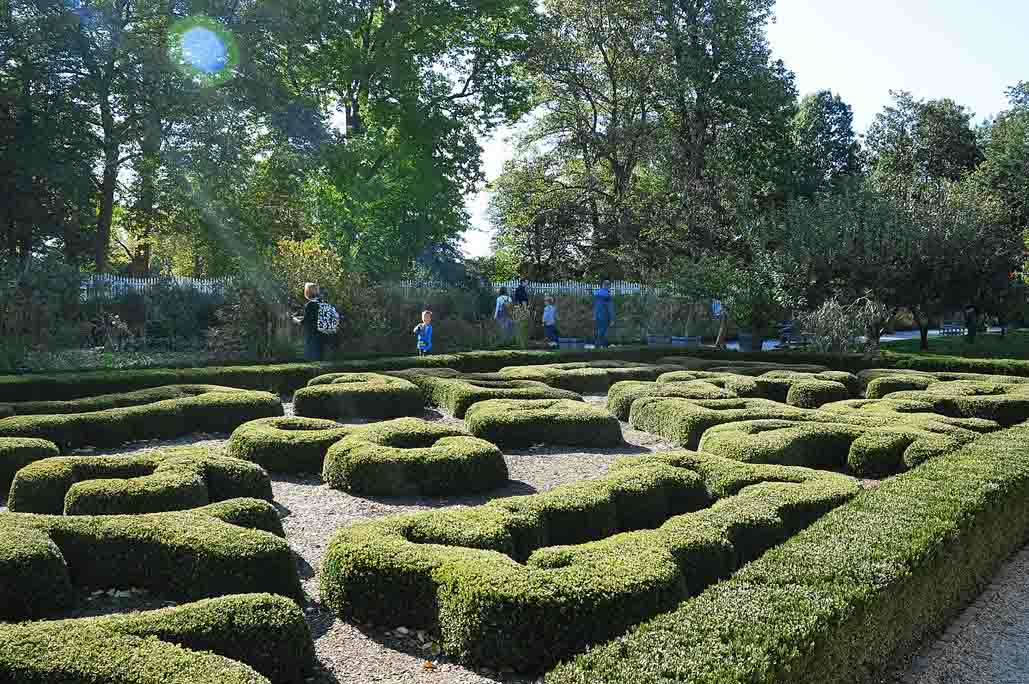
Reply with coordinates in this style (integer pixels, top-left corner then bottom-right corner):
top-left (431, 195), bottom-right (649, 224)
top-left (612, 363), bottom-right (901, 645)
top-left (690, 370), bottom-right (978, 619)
top-left (940, 321), bottom-right (964, 336)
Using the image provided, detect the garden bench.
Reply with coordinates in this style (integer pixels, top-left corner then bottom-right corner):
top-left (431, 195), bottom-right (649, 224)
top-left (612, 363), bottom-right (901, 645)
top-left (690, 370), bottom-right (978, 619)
top-left (941, 321), bottom-right (964, 336)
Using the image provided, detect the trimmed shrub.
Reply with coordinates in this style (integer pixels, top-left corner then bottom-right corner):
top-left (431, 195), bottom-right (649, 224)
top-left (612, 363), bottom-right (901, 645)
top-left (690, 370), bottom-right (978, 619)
top-left (320, 451), bottom-right (857, 672)
top-left (226, 416), bottom-right (355, 473)
top-left (499, 362), bottom-right (686, 394)
top-left (0, 437), bottom-right (59, 496)
top-left (0, 499), bottom-right (300, 621)
top-left (420, 377), bottom-right (582, 418)
top-left (294, 372), bottom-right (424, 419)
top-left (7, 447), bottom-right (272, 515)
top-left (607, 380), bottom-right (734, 421)
top-left (322, 417), bottom-right (508, 495)
top-left (865, 374), bottom-right (936, 398)
top-left (0, 593), bottom-right (314, 684)
top-left (786, 379), bottom-right (851, 408)
top-left (697, 418), bottom-right (976, 477)
top-left (465, 399), bottom-right (622, 448)
top-left (887, 380), bottom-right (1029, 426)
top-left (546, 422), bottom-right (1029, 684)
top-left (0, 384), bottom-right (248, 416)
top-left (0, 386), bottom-right (282, 450)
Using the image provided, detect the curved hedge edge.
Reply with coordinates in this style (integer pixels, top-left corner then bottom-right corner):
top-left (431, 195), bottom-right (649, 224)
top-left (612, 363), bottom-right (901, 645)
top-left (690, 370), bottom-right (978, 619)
top-left (465, 398), bottom-right (623, 448)
top-left (545, 422), bottom-right (1029, 684)
top-left (420, 377), bottom-right (583, 418)
top-left (0, 501), bottom-right (300, 621)
top-left (0, 437), bottom-right (59, 497)
top-left (0, 593), bottom-right (313, 684)
top-left (322, 417), bottom-right (508, 496)
top-left (226, 416), bottom-right (355, 473)
top-left (293, 373), bottom-right (424, 420)
top-left (7, 447), bottom-right (273, 516)
top-left (0, 389), bottom-right (283, 450)
top-left (0, 384), bottom-right (252, 416)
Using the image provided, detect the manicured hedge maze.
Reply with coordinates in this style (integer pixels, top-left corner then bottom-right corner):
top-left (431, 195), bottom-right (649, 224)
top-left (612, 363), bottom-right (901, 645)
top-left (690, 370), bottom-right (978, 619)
top-left (294, 372), bottom-right (424, 419)
top-left (7, 447), bottom-right (272, 515)
top-left (464, 398), bottom-right (622, 448)
top-left (0, 385), bottom-right (282, 449)
top-left (418, 376), bottom-right (582, 418)
top-left (547, 422), bottom-right (1029, 684)
top-left (320, 451), bottom-right (857, 672)
top-left (322, 417), bottom-right (508, 495)
top-left (226, 416), bottom-right (355, 473)
top-left (0, 437), bottom-right (59, 496)
top-left (498, 361), bottom-right (686, 394)
top-left (0, 593), bottom-right (314, 684)
top-left (0, 498), bottom-right (299, 621)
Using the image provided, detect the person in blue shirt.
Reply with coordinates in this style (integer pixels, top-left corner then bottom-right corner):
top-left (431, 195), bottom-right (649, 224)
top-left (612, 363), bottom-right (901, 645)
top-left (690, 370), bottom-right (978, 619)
top-left (414, 309), bottom-right (433, 355)
top-left (592, 280), bottom-right (615, 348)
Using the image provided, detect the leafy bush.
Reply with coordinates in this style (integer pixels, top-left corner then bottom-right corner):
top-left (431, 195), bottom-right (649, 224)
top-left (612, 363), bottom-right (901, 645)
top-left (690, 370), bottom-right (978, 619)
top-left (322, 417), bottom-right (507, 495)
top-left (797, 295), bottom-right (891, 354)
top-left (464, 399), bottom-right (622, 447)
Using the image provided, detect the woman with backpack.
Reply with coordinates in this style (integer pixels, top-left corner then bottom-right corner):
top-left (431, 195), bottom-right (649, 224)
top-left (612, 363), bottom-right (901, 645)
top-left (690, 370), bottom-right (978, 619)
top-left (293, 282), bottom-right (339, 361)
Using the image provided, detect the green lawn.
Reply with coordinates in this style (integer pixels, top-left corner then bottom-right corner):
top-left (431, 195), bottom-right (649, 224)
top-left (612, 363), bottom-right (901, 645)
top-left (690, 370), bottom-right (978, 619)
top-left (882, 330), bottom-right (1029, 359)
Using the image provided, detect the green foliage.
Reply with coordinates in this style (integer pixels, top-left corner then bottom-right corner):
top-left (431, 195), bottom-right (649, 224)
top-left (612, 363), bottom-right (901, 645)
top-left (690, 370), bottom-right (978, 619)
top-left (420, 376), bottom-right (583, 417)
top-left (0, 593), bottom-right (314, 684)
top-left (7, 447), bottom-right (273, 516)
top-left (226, 416), bottom-right (355, 473)
top-left (0, 437), bottom-right (60, 496)
top-left (464, 398), bottom-right (622, 447)
top-left (294, 373), bottom-right (424, 420)
top-left (790, 90), bottom-right (861, 198)
top-left (320, 450), bottom-right (857, 672)
top-left (547, 423), bottom-right (1029, 684)
top-left (0, 501), bottom-right (300, 621)
top-left (322, 418), bottom-right (508, 495)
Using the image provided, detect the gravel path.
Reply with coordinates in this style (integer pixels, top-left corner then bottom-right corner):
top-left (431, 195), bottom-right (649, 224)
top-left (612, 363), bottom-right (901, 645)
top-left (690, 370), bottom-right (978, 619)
top-left (891, 544), bottom-right (1029, 684)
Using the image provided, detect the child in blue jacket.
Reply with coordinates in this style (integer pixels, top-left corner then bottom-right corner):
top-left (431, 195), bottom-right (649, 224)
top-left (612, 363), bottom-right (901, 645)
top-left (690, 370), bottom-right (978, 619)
top-left (414, 310), bottom-right (433, 355)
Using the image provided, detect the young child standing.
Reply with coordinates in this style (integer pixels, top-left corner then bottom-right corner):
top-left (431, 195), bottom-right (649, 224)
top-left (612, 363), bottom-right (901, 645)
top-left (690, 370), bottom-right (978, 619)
top-left (542, 296), bottom-right (559, 346)
top-left (414, 310), bottom-right (433, 355)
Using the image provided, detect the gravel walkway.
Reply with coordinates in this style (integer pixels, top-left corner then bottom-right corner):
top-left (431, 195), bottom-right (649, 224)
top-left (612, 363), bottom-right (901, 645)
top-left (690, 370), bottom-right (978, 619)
top-left (891, 544), bottom-right (1029, 684)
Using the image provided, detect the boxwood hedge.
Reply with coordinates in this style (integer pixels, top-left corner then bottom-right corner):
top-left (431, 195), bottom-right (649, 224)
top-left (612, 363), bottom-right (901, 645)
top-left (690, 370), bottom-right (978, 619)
top-left (294, 372), bottom-right (424, 419)
top-left (0, 437), bottom-right (59, 496)
top-left (322, 417), bottom-right (508, 495)
top-left (886, 379), bottom-right (1029, 425)
top-left (697, 417), bottom-right (985, 477)
top-left (0, 498), bottom-right (298, 621)
top-left (546, 421), bottom-right (1029, 684)
top-left (320, 451), bottom-right (857, 672)
top-left (0, 386), bottom-right (282, 450)
top-left (0, 593), bottom-right (314, 684)
top-left (226, 416), bottom-right (355, 473)
top-left (464, 399), bottom-right (622, 448)
top-left (419, 377), bottom-right (582, 418)
top-left (607, 379), bottom-right (736, 421)
top-left (498, 362), bottom-right (686, 394)
top-left (7, 447), bottom-right (273, 515)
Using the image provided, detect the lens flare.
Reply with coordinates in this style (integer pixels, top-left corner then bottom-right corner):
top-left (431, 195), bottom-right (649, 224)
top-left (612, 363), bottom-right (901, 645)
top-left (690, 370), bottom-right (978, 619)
top-left (168, 16), bottom-right (239, 86)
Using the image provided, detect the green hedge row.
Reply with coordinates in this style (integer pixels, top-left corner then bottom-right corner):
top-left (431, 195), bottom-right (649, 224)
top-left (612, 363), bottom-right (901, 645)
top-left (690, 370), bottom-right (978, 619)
top-left (887, 380), bottom-right (1029, 426)
top-left (498, 362), bottom-right (687, 394)
top-left (464, 399), bottom-right (623, 448)
top-left (418, 376), bottom-right (582, 418)
top-left (0, 593), bottom-right (314, 684)
top-left (320, 451), bottom-right (857, 672)
top-left (0, 346), bottom-right (697, 402)
top-left (0, 498), bottom-right (299, 621)
top-left (0, 386), bottom-right (282, 450)
top-left (322, 417), bottom-right (508, 496)
top-left (546, 421), bottom-right (1029, 684)
top-left (226, 416), bottom-right (355, 473)
top-left (697, 416), bottom-right (987, 477)
top-left (7, 447), bottom-right (272, 515)
top-left (0, 437), bottom-right (59, 496)
top-left (294, 372), bottom-right (424, 419)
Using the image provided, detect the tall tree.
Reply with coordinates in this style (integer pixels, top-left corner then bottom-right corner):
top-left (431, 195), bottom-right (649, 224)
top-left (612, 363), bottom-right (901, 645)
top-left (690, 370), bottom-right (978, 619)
top-left (790, 90), bottom-right (860, 198)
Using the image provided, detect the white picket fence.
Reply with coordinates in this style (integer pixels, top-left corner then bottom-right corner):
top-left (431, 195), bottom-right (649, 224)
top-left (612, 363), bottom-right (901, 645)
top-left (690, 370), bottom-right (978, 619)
top-left (80, 274), bottom-right (227, 298)
top-left (396, 279), bottom-right (659, 295)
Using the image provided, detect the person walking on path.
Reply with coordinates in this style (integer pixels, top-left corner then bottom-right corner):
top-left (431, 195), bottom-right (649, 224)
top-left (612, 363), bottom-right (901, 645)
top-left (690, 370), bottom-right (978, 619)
top-left (592, 280), bottom-right (615, 348)
top-left (414, 310), bottom-right (433, 355)
top-left (495, 287), bottom-right (514, 342)
top-left (514, 278), bottom-right (530, 307)
top-left (542, 296), bottom-right (559, 346)
top-left (712, 299), bottom-right (728, 350)
top-left (293, 282), bottom-right (325, 361)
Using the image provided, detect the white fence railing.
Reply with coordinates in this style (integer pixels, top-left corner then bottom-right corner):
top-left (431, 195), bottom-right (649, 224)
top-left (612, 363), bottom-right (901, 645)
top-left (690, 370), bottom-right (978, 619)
top-left (80, 274), bottom-right (227, 298)
top-left (396, 279), bottom-right (659, 295)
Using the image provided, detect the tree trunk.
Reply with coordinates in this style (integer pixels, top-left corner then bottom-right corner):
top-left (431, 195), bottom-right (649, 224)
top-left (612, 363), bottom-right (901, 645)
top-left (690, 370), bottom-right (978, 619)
top-left (95, 88), bottom-right (118, 273)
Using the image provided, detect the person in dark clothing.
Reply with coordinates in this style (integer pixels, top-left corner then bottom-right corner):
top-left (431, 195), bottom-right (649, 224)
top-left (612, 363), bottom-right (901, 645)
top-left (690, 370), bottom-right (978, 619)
top-left (964, 305), bottom-right (978, 344)
top-left (293, 282), bottom-right (324, 361)
top-left (513, 278), bottom-right (530, 307)
top-left (592, 280), bottom-right (615, 348)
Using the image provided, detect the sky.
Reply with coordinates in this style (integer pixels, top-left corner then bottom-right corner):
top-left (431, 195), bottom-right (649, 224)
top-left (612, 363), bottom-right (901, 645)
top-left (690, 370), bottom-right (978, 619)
top-left (460, 0), bottom-right (1029, 258)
